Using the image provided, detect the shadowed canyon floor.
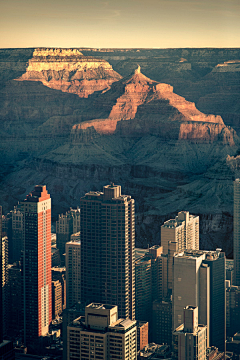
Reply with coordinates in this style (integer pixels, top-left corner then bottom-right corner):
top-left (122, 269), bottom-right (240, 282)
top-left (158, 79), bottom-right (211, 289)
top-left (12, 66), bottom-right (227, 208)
top-left (1, 47), bottom-right (240, 256)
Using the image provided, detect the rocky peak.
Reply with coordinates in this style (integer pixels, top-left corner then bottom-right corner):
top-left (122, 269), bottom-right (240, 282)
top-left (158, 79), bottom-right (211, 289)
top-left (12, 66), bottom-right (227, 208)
top-left (72, 69), bottom-right (237, 145)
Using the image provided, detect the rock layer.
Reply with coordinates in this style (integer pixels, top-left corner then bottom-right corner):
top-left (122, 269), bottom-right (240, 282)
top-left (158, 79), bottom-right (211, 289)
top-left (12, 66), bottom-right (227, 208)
top-left (1, 48), bottom-right (240, 257)
top-left (72, 68), bottom-right (236, 145)
top-left (17, 48), bottom-right (122, 98)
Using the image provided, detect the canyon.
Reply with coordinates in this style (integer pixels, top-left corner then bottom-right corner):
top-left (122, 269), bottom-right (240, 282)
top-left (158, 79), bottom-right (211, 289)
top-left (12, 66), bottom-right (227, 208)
top-left (1, 47), bottom-right (240, 256)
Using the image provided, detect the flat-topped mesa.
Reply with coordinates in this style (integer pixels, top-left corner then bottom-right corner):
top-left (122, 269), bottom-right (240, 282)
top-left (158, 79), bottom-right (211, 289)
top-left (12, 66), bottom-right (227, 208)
top-left (71, 67), bottom-right (236, 145)
top-left (31, 48), bottom-right (84, 59)
top-left (213, 60), bottom-right (240, 72)
top-left (16, 48), bottom-right (122, 98)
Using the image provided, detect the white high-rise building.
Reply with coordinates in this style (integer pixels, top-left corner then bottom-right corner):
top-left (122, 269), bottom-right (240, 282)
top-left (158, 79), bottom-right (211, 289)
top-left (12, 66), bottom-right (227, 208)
top-left (234, 179), bottom-right (240, 286)
top-left (173, 250), bottom-right (210, 346)
top-left (173, 249), bottom-right (226, 351)
top-left (161, 211), bottom-right (199, 255)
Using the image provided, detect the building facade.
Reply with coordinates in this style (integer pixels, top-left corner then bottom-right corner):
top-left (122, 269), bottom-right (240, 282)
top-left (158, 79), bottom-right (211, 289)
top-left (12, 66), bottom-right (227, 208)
top-left (0, 205), bottom-right (3, 343)
top-left (136, 321), bottom-right (148, 351)
top-left (22, 185), bottom-right (52, 345)
top-left (226, 284), bottom-right (240, 337)
top-left (7, 262), bottom-right (23, 336)
top-left (135, 254), bottom-right (152, 322)
top-left (52, 266), bottom-right (66, 311)
top-left (80, 184), bottom-right (135, 320)
top-left (1, 236), bottom-right (8, 337)
top-left (152, 299), bottom-right (172, 346)
top-left (234, 179), bottom-right (240, 286)
top-left (173, 249), bottom-right (225, 350)
top-left (161, 211), bottom-right (199, 255)
top-left (172, 306), bottom-right (207, 360)
top-left (2, 204), bottom-right (24, 264)
top-left (52, 280), bottom-right (62, 319)
top-left (56, 208), bottom-right (80, 261)
top-left (65, 240), bottom-right (81, 308)
top-left (0, 206), bottom-right (15, 359)
top-left (67, 303), bottom-right (137, 360)
top-left (202, 250), bottom-right (226, 351)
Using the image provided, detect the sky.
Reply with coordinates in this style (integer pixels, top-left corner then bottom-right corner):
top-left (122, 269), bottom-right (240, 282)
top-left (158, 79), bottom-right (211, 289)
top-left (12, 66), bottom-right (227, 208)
top-left (0, 0), bottom-right (240, 49)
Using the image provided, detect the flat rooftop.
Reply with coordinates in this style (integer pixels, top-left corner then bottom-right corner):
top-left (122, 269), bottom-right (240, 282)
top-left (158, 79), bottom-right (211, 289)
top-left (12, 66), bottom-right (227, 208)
top-left (86, 303), bottom-right (116, 310)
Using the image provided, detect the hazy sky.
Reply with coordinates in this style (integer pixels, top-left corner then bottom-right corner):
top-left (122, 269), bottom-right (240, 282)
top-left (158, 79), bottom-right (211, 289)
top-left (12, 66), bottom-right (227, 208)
top-left (1, 0), bottom-right (240, 49)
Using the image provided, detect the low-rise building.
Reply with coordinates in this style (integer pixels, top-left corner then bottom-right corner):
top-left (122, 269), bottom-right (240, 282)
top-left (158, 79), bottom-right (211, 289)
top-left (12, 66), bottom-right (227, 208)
top-left (67, 303), bottom-right (137, 360)
top-left (172, 306), bottom-right (207, 360)
top-left (137, 321), bottom-right (149, 351)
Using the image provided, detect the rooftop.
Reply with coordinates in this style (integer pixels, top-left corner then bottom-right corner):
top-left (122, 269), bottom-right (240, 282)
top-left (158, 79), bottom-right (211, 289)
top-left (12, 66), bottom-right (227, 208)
top-left (24, 185), bottom-right (50, 203)
top-left (86, 303), bottom-right (115, 310)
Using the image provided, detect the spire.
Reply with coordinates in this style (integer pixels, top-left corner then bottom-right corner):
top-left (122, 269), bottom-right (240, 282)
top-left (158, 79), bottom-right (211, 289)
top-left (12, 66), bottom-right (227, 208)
top-left (135, 64), bottom-right (141, 74)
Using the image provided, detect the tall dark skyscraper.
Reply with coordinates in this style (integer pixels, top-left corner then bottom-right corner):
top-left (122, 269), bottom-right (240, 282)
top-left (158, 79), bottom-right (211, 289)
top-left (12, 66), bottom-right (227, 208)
top-left (0, 205), bottom-right (15, 359)
top-left (22, 185), bottom-right (52, 345)
top-left (234, 179), bottom-right (240, 286)
top-left (80, 184), bottom-right (135, 320)
top-left (0, 205), bottom-right (3, 343)
top-left (202, 251), bottom-right (226, 351)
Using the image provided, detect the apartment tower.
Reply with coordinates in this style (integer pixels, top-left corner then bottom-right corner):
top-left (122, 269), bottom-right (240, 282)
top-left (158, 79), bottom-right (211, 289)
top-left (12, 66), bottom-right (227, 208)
top-left (80, 184), bottom-right (135, 319)
top-left (161, 211), bottom-right (199, 255)
top-left (22, 185), bottom-right (52, 345)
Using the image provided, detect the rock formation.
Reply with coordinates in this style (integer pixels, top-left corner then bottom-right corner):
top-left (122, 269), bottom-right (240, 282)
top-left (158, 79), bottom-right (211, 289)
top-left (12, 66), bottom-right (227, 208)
top-left (17, 48), bottom-right (122, 98)
top-left (1, 47), bottom-right (240, 257)
top-left (72, 68), bottom-right (236, 145)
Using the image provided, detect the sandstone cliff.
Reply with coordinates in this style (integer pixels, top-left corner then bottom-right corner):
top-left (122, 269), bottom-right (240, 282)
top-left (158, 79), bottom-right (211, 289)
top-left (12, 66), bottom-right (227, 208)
top-left (17, 48), bottom-right (122, 98)
top-left (1, 48), bottom-right (240, 257)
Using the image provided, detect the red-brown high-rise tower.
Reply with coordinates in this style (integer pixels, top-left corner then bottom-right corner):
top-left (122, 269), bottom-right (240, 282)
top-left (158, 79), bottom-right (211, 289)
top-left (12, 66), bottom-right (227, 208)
top-left (22, 185), bottom-right (52, 345)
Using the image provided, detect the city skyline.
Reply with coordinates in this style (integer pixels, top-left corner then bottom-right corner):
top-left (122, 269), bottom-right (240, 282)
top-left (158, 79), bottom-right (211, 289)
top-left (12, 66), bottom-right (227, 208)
top-left (1, 0), bottom-right (240, 49)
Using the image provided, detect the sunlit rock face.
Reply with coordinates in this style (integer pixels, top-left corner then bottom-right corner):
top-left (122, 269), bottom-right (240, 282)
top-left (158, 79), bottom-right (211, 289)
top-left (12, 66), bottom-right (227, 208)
top-left (17, 48), bottom-right (122, 98)
top-left (72, 67), bottom-right (236, 145)
top-left (1, 48), bottom-right (240, 257)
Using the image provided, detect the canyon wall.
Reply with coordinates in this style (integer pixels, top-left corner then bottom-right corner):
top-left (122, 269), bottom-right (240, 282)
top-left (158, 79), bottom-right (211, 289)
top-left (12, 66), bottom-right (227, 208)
top-left (1, 47), bottom-right (240, 257)
top-left (17, 48), bottom-right (122, 98)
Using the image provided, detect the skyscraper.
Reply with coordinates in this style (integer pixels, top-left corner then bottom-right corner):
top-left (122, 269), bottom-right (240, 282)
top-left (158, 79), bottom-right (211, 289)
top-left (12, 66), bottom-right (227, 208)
top-left (2, 204), bottom-right (24, 264)
top-left (0, 205), bottom-right (3, 343)
top-left (7, 262), bottom-right (23, 335)
top-left (0, 205), bottom-right (15, 359)
top-left (80, 184), bottom-right (135, 320)
top-left (22, 185), bottom-right (52, 345)
top-left (56, 208), bottom-right (80, 262)
top-left (202, 250), bottom-right (226, 351)
top-left (234, 179), bottom-right (240, 286)
top-left (173, 250), bottom-right (210, 345)
top-left (65, 240), bottom-right (81, 308)
top-left (173, 249), bottom-right (226, 350)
